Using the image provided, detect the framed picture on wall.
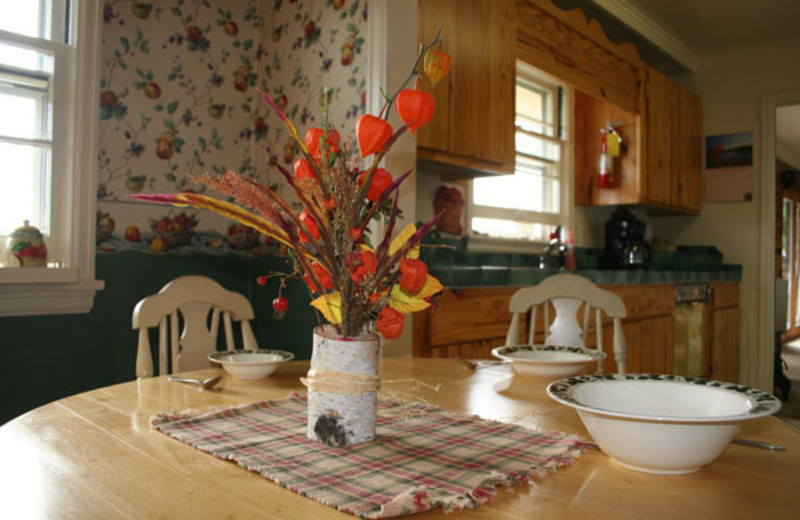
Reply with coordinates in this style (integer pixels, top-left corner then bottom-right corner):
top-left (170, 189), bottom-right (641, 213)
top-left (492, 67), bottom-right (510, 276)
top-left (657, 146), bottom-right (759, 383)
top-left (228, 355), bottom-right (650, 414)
top-left (705, 132), bottom-right (754, 202)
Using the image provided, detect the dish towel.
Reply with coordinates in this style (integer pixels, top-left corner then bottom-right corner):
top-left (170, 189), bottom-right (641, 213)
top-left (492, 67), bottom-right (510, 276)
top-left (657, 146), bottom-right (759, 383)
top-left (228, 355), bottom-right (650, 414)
top-left (151, 395), bottom-right (588, 518)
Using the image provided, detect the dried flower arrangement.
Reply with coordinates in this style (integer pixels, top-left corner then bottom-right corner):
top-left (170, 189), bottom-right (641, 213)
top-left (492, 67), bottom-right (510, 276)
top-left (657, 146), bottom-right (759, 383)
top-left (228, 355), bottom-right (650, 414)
top-left (133, 35), bottom-right (451, 340)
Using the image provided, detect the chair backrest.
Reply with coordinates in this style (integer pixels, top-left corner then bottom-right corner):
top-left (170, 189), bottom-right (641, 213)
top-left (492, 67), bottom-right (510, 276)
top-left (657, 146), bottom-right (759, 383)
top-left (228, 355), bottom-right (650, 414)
top-left (505, 273), bottom-right (628, 373)
top-left (132, 275), bottom-right (259, 377)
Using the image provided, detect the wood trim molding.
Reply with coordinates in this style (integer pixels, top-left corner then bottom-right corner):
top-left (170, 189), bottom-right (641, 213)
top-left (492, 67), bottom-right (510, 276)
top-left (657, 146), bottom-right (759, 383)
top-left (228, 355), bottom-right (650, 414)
top-left (0, 279), bottom-right (105, 317)
top-left (588, 0), bottom-right (698, 71)
top-left (516, 0), bottom-right (642, 114)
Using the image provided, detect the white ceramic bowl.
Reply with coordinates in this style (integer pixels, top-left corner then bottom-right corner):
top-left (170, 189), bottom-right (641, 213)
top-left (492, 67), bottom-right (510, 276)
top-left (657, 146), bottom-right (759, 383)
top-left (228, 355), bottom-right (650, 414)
top-left (209, 349), bottom-right (294, 380)
top-left (491, 345), bottom-right (606, 379)
top-left (547, 374), bottom-right (781, 475)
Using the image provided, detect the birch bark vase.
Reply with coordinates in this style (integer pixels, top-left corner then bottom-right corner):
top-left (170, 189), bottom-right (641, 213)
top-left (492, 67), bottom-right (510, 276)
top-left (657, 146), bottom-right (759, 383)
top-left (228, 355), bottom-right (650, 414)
top-left (306, 325), bottom-right (381, 447)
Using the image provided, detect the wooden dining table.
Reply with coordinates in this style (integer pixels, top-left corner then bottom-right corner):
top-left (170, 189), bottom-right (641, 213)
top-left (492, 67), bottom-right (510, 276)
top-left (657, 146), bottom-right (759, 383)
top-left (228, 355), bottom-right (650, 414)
top-left (1, 358), bottom-right (799, 519)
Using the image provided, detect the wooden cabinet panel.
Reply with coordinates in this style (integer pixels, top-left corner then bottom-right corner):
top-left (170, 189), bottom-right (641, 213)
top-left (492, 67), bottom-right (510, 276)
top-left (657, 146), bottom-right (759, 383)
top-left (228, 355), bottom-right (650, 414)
top-left (573, 68), bottom-right (703, 214)
top-left (417, 0), bottom-right (516, 174)
top-left (425, 287), bottom-right (520, 348)
top-left (675, 86), bottom-right (703, 212)
top-left (642, 67), bottom-right (703, 214)
top-left (516, 0), bottom-right (641, 115)
top-left (608, 283), bottom-right (674, 319)
top-left (415, 284), bottom-right (677, 371)
top-left (708, 307), bottom-right (740, 383)
top-left (710, 282), bottom-right (739, 309)
top-left (573, 90), bottom-right (641, 206)
top-left (643, 67), bottom-right (674, 207)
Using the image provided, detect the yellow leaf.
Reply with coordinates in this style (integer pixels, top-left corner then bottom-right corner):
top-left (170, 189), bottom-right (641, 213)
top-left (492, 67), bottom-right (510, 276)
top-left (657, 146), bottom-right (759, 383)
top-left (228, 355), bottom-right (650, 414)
top-left (310, 292), bottom-right (342, 324)
top-left (389, 285), bottom-right (430, 314)
top-left (417, 274), bottom-right (444, 299)
top-left (389, 223), bottom-right (419, 259)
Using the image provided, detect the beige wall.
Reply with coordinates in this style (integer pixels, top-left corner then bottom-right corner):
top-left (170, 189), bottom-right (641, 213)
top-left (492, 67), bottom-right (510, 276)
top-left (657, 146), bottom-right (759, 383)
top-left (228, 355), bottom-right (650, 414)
top-left (649, 36), bottom-right (800, 388)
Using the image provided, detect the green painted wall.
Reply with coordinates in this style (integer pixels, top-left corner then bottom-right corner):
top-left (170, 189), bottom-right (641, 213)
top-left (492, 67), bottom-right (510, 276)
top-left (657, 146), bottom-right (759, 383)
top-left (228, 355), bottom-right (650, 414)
top-left (1, 251), bottom-right (316, 425)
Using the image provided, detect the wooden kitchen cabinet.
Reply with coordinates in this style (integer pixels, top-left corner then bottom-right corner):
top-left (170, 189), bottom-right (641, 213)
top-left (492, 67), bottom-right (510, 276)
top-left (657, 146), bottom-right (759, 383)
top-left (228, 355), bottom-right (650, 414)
top-left (642, 66), bottom-right (703, 213)
top-left (573, 69), bottom-right (703, 214)
top-left (707, 282), bottom-right (740, 383)
top-left (416, 0), bottom-right (516, 175)
top-left (413, 283), bottom-right (677, 375)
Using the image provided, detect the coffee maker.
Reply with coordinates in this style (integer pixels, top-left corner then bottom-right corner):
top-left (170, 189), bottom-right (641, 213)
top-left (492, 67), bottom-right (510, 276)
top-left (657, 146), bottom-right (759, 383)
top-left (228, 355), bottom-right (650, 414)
top-left (601, 208), bottom-right (651, 269)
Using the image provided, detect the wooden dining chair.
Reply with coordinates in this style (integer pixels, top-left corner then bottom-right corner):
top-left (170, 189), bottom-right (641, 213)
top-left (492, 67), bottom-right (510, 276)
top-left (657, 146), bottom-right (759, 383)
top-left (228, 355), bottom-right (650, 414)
top-left (132, 275), bottom-right (259, 378)
top-left (505, 273), bottom-right (628, 373)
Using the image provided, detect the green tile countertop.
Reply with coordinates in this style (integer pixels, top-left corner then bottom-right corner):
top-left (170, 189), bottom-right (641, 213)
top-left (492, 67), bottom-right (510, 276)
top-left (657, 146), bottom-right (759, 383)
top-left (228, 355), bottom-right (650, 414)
top-left (421, 241), bottom-right (742, 287)
top-left (429, 265), bottom-right (742, 288)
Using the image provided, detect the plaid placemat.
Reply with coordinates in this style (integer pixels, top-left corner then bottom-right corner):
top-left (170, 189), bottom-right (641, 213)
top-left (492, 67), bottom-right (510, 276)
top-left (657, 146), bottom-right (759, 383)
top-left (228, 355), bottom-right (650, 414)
top-left (151, 395), bottom-right (588, 518)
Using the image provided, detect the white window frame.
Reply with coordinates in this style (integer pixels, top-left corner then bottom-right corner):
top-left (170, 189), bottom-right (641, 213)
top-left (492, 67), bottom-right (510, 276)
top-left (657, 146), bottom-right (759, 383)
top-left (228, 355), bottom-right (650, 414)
top-left (467, 62), bottom-right (572, 254)
top-left (0, 0), bottom-right (103, 316)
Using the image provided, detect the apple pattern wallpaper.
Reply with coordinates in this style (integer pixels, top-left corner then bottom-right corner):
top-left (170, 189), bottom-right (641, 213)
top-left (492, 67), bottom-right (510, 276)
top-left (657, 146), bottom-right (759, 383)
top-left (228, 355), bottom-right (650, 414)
top-left (96, 0), bottom-right (367, 254)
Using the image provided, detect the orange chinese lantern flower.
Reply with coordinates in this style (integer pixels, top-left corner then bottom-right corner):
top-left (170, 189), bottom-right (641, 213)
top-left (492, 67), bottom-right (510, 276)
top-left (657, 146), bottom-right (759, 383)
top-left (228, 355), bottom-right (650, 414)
top-left (395, 89), bottom-right (435, 135)
top-left (423, 49), bottom-right (451, 86)
top-left (356, 115), bottom-right (392, 158)
top-left (377, 307), bottom-right (404, 339)
top-left (358, 168), bottom-right (393, 202)
top-left (294, 158), bottom-right (315, 181)
top-left (298, 210), bottom-right (320, 243)
top-left (304, 127), bottom-right (341, 163)
top-left (303, 261), bottom-right (333, 292)
top-left (349, 227), bottom-right (363, 242)
top-left (347, 249), bottom-right (377, 282)
top-left (399, 258), bottom-right (428, 294)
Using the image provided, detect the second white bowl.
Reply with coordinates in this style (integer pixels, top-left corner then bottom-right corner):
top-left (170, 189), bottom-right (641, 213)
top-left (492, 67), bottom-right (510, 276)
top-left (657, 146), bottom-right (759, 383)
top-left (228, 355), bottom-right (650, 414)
top-left (209, 349), bottom-right (294, 379)
top-left (492, 345), bottom-right (606, 379)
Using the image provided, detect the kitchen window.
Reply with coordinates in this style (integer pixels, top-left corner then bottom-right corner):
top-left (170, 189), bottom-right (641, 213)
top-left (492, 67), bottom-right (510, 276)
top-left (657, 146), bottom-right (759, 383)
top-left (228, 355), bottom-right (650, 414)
top-left (0, 0), bottom-right (103, 315)
top-left (468, 62), bottom-right (567, 248)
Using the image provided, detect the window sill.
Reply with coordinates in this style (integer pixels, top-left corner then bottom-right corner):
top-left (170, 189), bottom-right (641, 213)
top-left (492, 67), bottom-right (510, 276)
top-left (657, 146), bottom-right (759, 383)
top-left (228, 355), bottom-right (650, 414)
top-left (467, 234), bottom-right (547, 254)
top-left (0, 276), bottom-right (105, 317)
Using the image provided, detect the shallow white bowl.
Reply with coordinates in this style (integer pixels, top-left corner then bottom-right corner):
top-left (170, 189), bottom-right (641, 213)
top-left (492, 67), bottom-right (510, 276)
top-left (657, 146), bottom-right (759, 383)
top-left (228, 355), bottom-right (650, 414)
top-left (491, 345), bottom-right (606, 379)
top-left (547, 374), bottom-right (781, 475)
top-left (209, 349), bottom-right (294, 380)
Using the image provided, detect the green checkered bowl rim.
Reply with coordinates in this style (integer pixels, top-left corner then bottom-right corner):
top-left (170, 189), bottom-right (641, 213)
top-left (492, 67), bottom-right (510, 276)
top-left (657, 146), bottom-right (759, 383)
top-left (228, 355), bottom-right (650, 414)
top-left (546, 373), bottom-right (782, 423)
top-left (209, 349), bottom-right (294, 365)
top-left (492, 344), bottom-right (607, 364)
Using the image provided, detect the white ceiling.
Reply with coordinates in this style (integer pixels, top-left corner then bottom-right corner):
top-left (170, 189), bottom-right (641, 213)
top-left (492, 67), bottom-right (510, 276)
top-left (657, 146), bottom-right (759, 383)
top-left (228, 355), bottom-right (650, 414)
top-left (589, 0), bottom-right (800, 169)
top-left (620, 0), bottom-right (800, 55)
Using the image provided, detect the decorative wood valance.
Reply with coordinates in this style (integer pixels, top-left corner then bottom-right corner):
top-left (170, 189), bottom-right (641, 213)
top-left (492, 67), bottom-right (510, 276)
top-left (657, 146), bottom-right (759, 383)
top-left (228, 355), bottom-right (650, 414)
top-left (516, 0), bottom-right (643, 114)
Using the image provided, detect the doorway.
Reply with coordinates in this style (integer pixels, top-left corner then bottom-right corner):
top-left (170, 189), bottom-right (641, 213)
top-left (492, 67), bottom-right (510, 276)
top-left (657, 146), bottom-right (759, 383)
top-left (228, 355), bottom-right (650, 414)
top-left (772, 103), bottom-right (800, 427)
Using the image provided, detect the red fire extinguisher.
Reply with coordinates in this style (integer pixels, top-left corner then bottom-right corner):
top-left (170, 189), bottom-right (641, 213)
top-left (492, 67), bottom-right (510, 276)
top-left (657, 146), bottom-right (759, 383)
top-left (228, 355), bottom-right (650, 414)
top-left (598, 133), bottom-right (612, 188)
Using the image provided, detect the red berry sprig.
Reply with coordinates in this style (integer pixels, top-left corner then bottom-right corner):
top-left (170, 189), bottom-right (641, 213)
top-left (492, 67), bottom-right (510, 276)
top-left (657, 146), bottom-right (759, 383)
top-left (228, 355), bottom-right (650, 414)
top-left (272, 296), bottom-right (288, 319)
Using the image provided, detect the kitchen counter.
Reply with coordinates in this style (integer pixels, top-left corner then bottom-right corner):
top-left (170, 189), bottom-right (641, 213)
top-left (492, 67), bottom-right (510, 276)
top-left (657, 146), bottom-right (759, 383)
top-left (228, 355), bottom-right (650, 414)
top-left (423, 242), bottom-right (742, 287)
top-left (429, 265), bottom-right (742, 287)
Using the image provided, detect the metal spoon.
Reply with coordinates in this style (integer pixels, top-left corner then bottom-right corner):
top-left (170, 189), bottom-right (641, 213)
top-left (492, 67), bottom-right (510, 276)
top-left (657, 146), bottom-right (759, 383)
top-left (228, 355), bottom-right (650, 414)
top-left (456, 357), bottom-right (509, 370)
top-left (168, 375), bottom-right (223, 390)
top-left (732, 438), bottom-right (786, 452)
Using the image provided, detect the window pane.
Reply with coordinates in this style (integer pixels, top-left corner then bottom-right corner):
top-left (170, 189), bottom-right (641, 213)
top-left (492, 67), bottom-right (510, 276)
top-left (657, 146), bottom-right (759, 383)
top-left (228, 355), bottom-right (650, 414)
top-left (0, 87), bottom-right (48, 139)
top-left (472, 217), bottom-right (550, 242)
top-left (0, 141), bottom-right (50, 234)
top-left (0, 0), bottom-right (51, 40)
top-left (0, 43), bottom-right (54, 74)
top-left (515, 131), bottom-right (560, 162)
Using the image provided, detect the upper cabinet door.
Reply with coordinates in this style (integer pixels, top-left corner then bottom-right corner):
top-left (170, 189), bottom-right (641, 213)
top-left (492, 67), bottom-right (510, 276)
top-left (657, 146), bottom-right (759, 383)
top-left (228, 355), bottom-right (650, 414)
top-left (643, 67), bottom-right (675, 208)
top-left (644, 66), bottom-right (703, 214)
top-left (417, 0), bottom-right (516, 175)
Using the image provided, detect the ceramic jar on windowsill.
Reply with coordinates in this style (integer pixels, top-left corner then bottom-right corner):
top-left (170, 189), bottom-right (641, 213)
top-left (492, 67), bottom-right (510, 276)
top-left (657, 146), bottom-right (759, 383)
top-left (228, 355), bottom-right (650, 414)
top-left (3, 220), bottom-right (47, 267)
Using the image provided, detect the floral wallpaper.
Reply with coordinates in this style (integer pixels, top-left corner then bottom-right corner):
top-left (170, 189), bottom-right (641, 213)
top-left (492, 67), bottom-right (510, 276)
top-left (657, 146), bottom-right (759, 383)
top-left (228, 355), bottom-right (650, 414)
top-left (97, 0), bottom-right (367, 254)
